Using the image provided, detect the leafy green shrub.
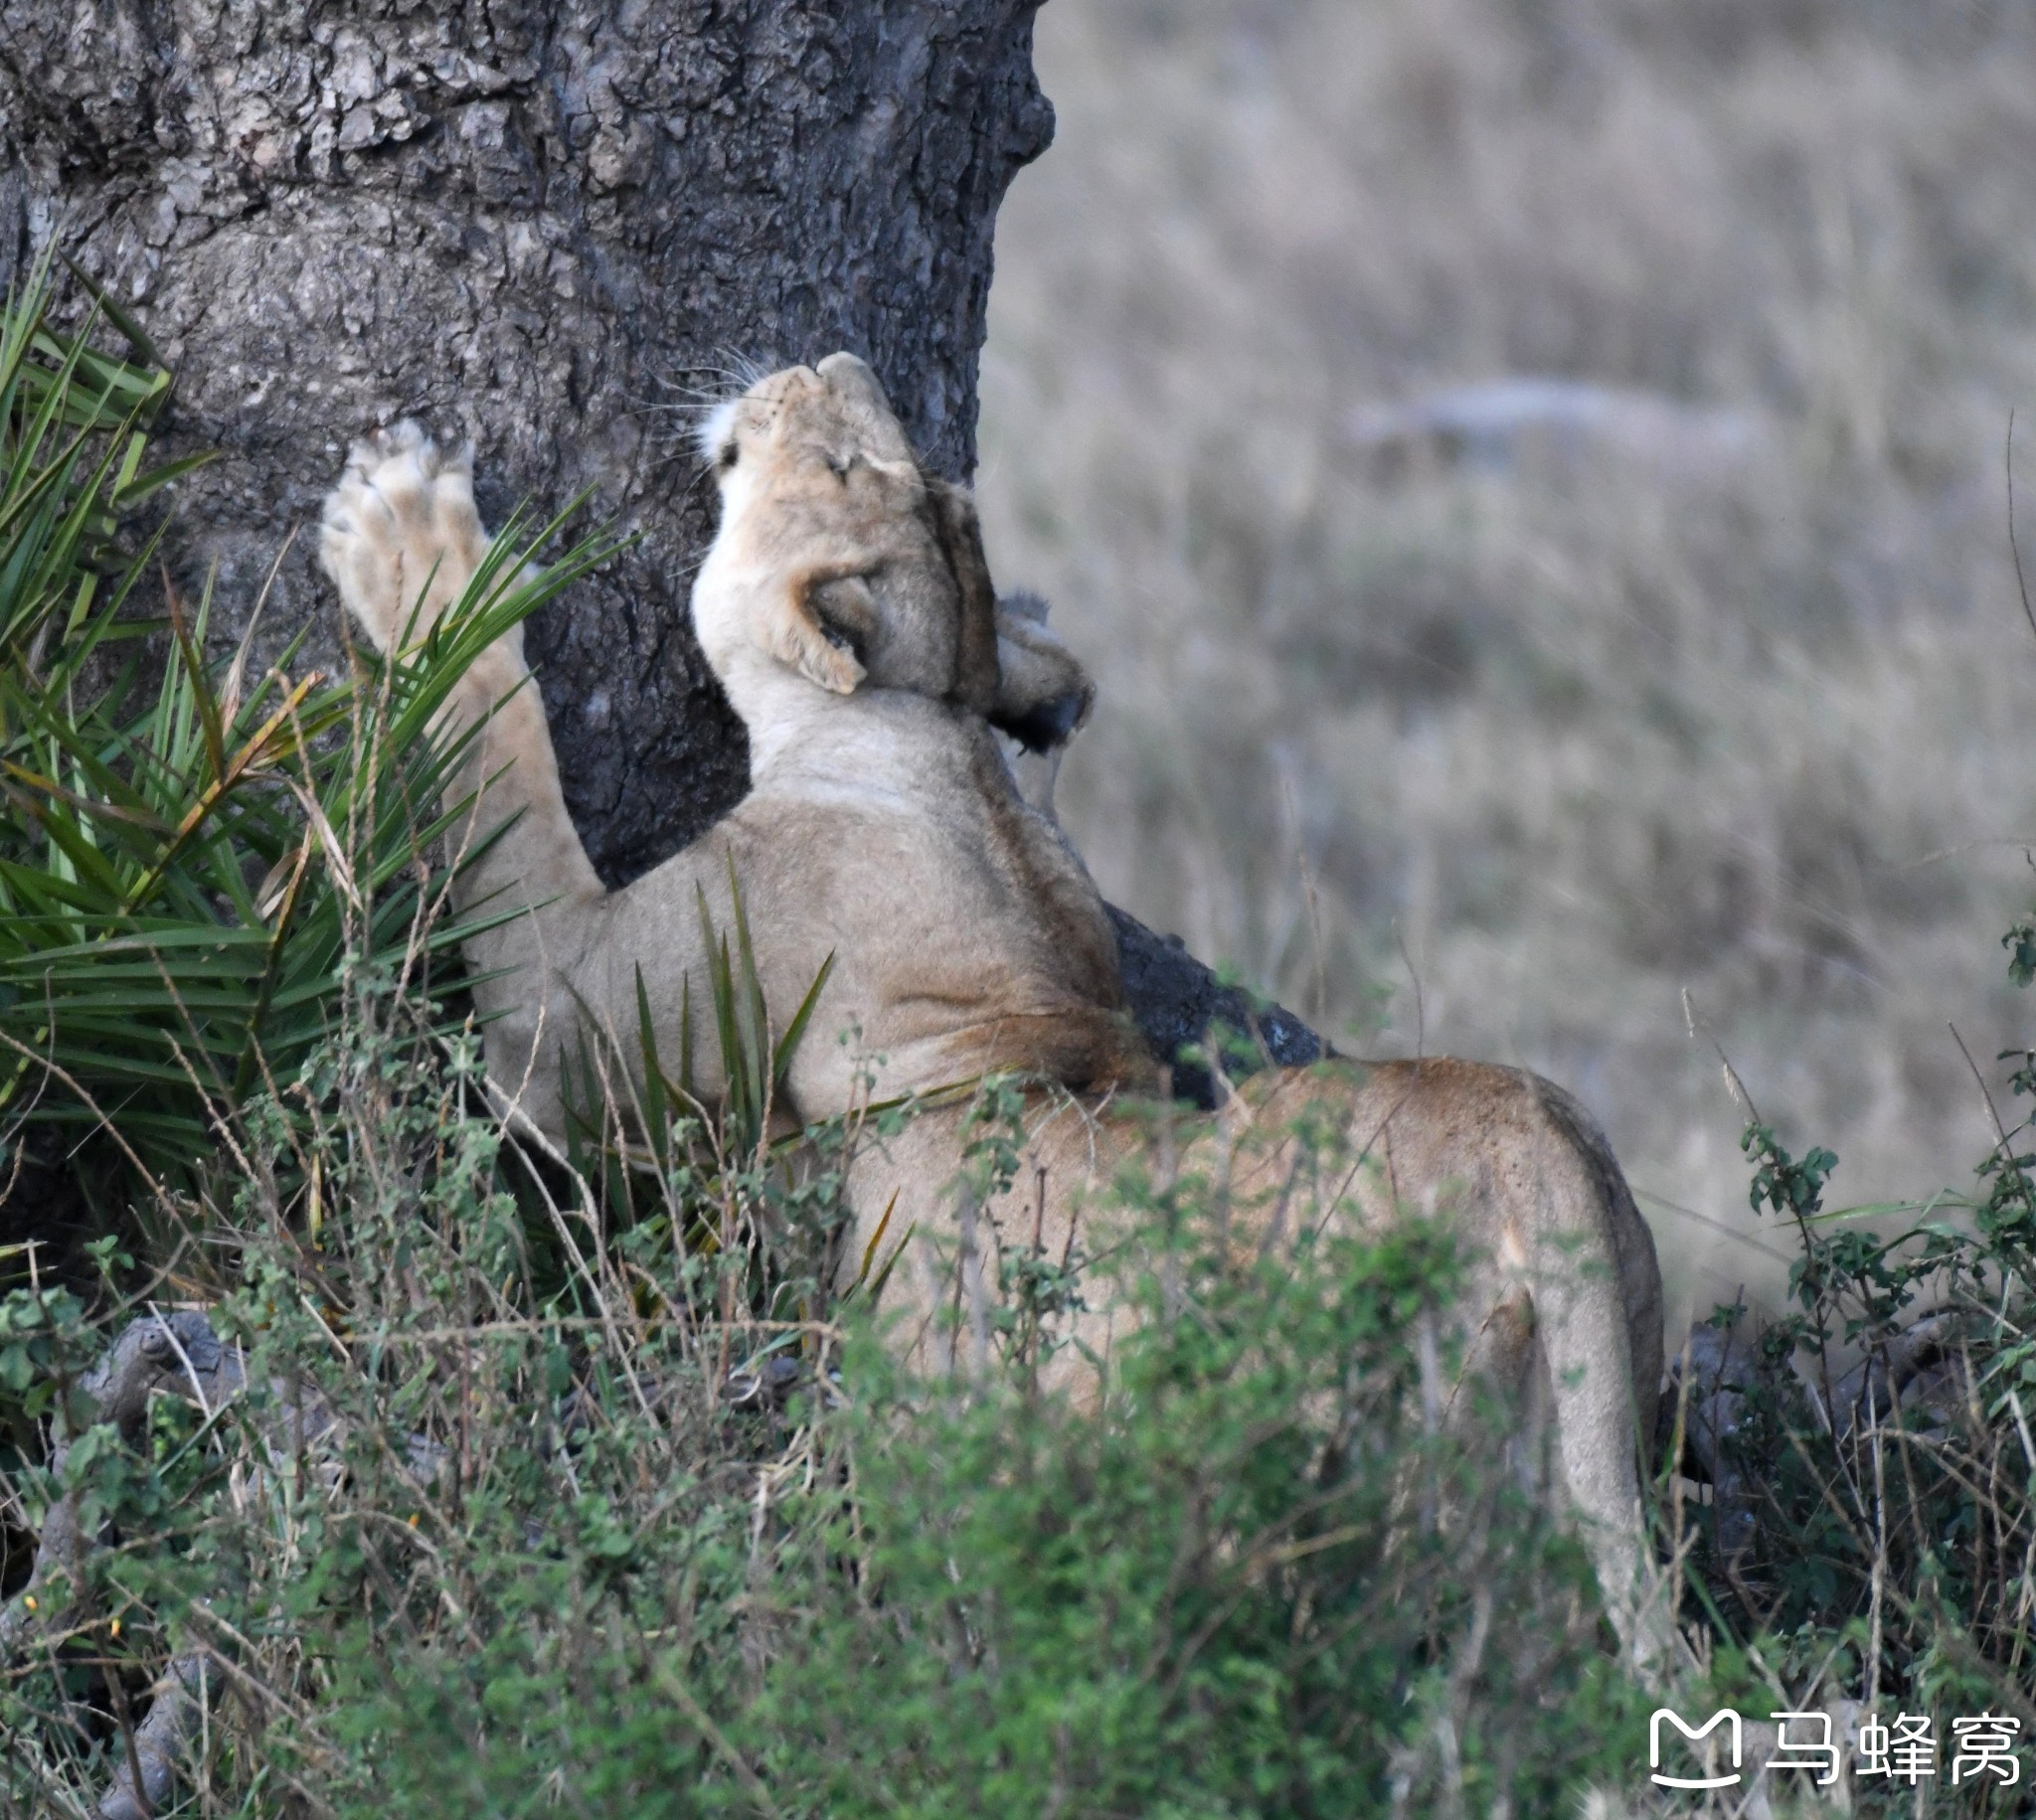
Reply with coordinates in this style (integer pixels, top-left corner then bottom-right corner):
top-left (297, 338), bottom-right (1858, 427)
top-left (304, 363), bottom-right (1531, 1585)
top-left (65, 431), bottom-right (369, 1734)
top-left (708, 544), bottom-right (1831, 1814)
top-left (1657, 1007), bottom-right (2036, 1810)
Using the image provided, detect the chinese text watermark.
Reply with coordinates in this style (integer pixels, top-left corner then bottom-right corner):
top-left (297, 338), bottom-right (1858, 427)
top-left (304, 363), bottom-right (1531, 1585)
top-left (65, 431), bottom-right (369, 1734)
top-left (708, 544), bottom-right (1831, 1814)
top-left (1648, 1710), bottom-right (2022, 1790)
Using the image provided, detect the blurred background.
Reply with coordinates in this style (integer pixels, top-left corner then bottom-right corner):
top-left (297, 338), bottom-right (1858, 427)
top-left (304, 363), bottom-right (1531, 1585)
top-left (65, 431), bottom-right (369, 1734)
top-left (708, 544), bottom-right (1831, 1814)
top-left (974, 0), bottom-right (2036, 1325)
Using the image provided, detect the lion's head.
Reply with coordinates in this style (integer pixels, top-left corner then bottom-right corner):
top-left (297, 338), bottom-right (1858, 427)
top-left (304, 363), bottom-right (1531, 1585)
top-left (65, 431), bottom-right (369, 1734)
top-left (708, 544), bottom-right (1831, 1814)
top-left (694, 353), bottom-right (1092, 761)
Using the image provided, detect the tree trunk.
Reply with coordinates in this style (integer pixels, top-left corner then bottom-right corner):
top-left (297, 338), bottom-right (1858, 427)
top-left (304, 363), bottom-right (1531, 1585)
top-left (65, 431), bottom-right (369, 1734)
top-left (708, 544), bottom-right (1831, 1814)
top-left (0, 0), bottom-right (1317, 1085)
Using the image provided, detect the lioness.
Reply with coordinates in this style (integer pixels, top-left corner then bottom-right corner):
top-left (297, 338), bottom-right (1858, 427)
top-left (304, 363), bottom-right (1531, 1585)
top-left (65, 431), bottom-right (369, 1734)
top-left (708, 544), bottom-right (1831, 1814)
top-left (319, 355), bottom-right (1668, 1662)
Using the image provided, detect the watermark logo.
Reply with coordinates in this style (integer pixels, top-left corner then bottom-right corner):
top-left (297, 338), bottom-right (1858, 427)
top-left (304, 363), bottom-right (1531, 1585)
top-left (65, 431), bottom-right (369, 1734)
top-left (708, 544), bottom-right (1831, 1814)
top-left (1649, 1709), bottom-right (1741, 1790)
top-left (1649, 1709), bottom-right (2021, 1790)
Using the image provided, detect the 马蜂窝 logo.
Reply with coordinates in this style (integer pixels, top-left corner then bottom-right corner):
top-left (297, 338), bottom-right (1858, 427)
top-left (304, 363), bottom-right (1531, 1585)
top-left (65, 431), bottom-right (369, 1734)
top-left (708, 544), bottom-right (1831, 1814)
top-left (1649, 1709), bottom-right (1741, 1790)
top-left (1649, 1709), bottom-right (2019, 1790)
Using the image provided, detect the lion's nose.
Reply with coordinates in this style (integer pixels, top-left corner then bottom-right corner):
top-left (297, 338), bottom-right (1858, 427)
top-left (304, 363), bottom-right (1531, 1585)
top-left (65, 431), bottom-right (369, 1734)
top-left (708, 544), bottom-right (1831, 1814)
top-left (816, 351), bottom-right (892, 414)
top-left (816, 351), bottom-right (873, 383)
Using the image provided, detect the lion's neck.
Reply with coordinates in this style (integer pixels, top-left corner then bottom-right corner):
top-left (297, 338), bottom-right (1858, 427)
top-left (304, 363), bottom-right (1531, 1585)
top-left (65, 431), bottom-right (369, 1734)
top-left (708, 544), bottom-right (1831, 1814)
top-left (715, 648), bottom-right (923, 785)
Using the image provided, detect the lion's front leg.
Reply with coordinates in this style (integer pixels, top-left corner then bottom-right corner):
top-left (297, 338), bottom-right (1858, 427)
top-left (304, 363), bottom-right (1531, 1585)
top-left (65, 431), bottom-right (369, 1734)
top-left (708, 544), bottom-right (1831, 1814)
top-left (317, 421), bottom-right (606, 1145)
top-left (319, 421), bottom-right (496, 657)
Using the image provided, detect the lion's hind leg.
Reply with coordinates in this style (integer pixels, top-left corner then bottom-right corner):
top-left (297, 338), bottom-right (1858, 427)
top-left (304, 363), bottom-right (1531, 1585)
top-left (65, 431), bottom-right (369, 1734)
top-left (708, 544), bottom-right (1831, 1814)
top-left (319, 421), bottom-right (493, 656)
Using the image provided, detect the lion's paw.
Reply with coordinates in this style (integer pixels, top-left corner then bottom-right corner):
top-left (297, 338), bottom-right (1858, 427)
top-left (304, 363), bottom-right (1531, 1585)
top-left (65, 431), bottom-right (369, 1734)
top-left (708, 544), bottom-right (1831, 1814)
top-left (319, 421), bottom-right (491, 654)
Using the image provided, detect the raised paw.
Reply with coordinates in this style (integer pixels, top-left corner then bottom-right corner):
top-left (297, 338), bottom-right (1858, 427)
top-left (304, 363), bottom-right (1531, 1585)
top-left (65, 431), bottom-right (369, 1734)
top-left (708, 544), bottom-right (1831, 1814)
top-left (318, 421), bottom-right (491, 655)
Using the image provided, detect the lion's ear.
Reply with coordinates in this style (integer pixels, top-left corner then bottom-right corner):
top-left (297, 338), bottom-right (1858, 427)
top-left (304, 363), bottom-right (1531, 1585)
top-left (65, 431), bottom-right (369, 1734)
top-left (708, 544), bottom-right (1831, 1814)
top-left (924, 478), bottom-right (1003, 717)
top-left (988, 594), bottom-right (1095, 754)
top-left (770, 566), bottom-right (870, 695)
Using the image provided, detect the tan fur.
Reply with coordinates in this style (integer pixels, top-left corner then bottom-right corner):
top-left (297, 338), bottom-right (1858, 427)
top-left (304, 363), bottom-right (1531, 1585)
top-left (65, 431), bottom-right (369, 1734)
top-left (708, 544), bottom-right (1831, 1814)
top-left (317, 355), bottom-right (1668, 1665)
top-left (848, 1059), bottom-right (1668, 1663)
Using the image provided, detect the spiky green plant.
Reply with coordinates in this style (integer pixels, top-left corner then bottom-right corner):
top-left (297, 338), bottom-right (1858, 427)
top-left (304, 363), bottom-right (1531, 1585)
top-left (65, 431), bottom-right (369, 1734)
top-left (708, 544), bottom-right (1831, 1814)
top-left (614, 868), bottom-right (836, 1174)
top-left (0, 259), bottom-right (619, 1193)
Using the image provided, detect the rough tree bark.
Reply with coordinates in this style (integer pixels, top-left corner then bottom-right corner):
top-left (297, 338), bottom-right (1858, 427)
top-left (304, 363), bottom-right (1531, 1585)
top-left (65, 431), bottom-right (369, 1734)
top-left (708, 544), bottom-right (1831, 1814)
top-left (0, 0), bottom-right (1317, 1085)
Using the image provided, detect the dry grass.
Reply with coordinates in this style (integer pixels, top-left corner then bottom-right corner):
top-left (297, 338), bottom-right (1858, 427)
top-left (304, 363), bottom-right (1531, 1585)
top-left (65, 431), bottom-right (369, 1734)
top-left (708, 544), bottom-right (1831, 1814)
top-left (978, 0), bottom-right (2036, 1323)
